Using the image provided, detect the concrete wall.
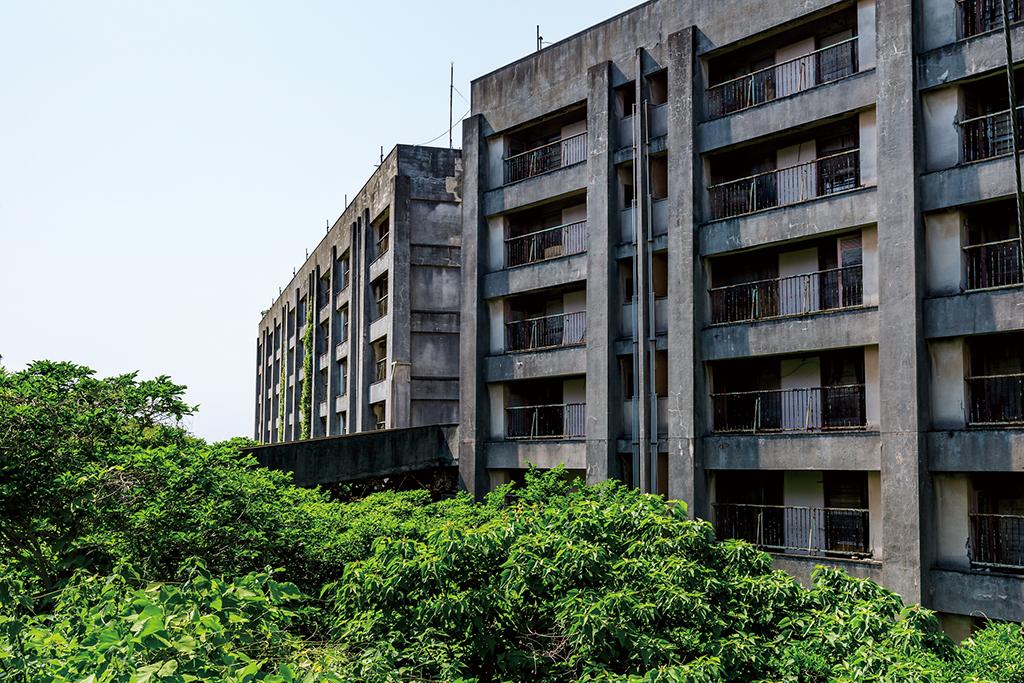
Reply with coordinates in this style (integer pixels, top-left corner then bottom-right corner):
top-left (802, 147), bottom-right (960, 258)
top-left (859, 109), bottom-right (878, 186)
top-left (922, 87), bottom-right (960, 171)
top-left (920, 0), bottom-right (959, 51)
top-left (857, 0), bottom-right (877, 70)
top-left (929, 338), bottom-right (967, 428)
top-left (863, 225), bottom-right (879, 306)
top-left (924, 209), bottom-right (963, 295)
top-left (248, 424), bottom-right (457, 487)
top-left (865, 345), bottom-right (881, 429)
top-left (933, 473), bottom-right (971, 569)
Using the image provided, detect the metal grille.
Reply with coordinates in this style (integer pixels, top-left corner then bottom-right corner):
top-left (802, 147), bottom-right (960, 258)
top-left (709, 149), bottom-right (860, 220)
top-left (964, 239), bottom-right (1023, 290)
top-left (505, 220), bottom-right (587, 268)
top-left (506, 403), bottom-right (586, 440)
top-left (959, 107), bottom-right (1024, 163)
top-left (710, 265), bottom-right (864, 324)
top-left (959, 0), bottom-right (1022, 38)
top-left (506, 311), bottom-right (586, 352)
top-left (714, 503), bottom-right (872, 558)
top-left (967, 374), bottom-right (1024, 425)
top-left (707, 37), bottom-right (859, 119)
top-left (712, 384), bottom-right (867, 433)
top-left (970, 513), bottom-right (1024, 570)
top-left (504, 131), bottom-right (588, 184)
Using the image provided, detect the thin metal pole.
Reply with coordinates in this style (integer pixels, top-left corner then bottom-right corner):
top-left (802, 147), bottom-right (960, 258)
top-left (1000, 0), bottom-right (1024, 272)
top-left (449, 62), bottom-right (454, 150)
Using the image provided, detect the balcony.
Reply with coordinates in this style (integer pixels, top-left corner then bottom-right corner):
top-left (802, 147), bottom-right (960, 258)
top-left (714, 503), bottom-right (872, 559)
top-left (505, 403), bottom-right (586, 440)
top-left (967, 373), bottom-right (1024, 425)
top-left (970, 513), bottom-right (1024, 571)
top-left (375, 231), bottom-right (390, 260)
top-left (964, 239), bottom-right (1023, 290)
top-left (374, 357), bottom-right (387, 384)
top-left (959, 106), bottom-right (1023, 163)
top-left (503, 132), bottom-right (587, 185)
top-left (706, 37), bottom-right (859, 119)
top-left (710, 265), bottom-right (864, 325)
top-left (506, 311), bottom-right (586, 352)
top-left (708, 149), bottom-right (860, 220)
top-left (712, 385), bottom-right (867, 433)
top-left (959, 0), bottom-right (1022, 38)
top-left (505, 220), bottom-right (587, 268)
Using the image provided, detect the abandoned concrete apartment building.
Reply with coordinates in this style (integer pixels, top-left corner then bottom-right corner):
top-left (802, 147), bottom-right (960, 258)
top-left (258, 0), bottom-right (1024, 632)
top-left (255, 146), bottom-right (462, 441)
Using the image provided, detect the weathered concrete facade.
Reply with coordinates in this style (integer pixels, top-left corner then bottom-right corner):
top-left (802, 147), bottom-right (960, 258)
top-left (256, 145), bottom-right (462, 443)
top-left (458, 0), bottom-right (1024, 629)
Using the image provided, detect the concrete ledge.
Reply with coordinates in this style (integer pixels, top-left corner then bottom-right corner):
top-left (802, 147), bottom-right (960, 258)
top-left (699, 187), bottom-right (877, 256)
top-left (697, 70), bottom-right (877, 153)
top-left (771, 553), bottom-right (883, 587)
top-left (368, 253), bottom-right (390, 282)
top-left (484, 346), bottom-right (587, 381)
top-left (702, 307), bottom-right (879, 361)
top-left (483, 253), bottom-right (587, 299)
top-left (920, 156), bottom-right (1023, 212)
top-left (369, 380), bottom-right (387, 405)
top-left (929, 568), bottom-right (1024, 622)
top-left (923, 288), bottom-right (1024, 338)
top-left (482, 164), bottom-right (587, 217)
top-left (368, 315), bottom-right (389, 342)
top-left (485, 440), bottom-right (587, 470)
top-left (918, 25), bottom-right (1024, 91)
top-left (248, 424), bottom-right (458, 486)
top-left (928, 429), bottom-right (1024, 472)
top-left (703, 432), bottom-right (882, 470)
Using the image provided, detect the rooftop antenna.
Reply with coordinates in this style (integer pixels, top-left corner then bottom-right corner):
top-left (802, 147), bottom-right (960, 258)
top-left (380, 146), bottom-right (384, 163)
top-left (326, 219), bottom-right (330, 233)
top-left (537, 25), bottom-right (542, 51)
top-left (449, 62), bottom-right (454, 149)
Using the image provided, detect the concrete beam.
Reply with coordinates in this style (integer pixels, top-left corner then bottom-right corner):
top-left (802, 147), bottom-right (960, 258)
top-left (703, 433), bottom-right (883, 471)
top-left (924, 289), bottom-right (1024, 338)
top-left (928, 429), bottom-right (1024, 471)
top-left (702, 308), bottom-right (880, 361)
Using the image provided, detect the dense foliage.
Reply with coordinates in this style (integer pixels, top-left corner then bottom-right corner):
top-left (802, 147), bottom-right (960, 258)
top-left (2, 361), bottom-right (1023, 681)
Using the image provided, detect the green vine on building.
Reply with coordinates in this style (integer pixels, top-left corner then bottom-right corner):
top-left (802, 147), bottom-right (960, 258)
top-left (299, 293), bottom-right (314, 440)
top-left (277, 343), bottom-right (286, 437)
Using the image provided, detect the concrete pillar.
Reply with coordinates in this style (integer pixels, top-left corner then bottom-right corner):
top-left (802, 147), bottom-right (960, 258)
top-left (876, 0), bottom-right (928, 605)
top-left (391, 173), bottom-right (413, 429)
top-left (459, 114), bottom-right (491, 498)
top-left (666, 27), bottom-right (699, 512)
top-left (585, 62), bottom-right (620, 486)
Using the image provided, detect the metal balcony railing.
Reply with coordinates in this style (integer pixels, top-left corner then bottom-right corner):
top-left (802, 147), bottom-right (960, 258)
top-left (506, 403), bottom-right (586, 440)
top-left (504, 131), bottom-right (588, 185)
top-left (708, 149), bottom-right (860, 220)
top-left (970, 512), bottom-right (1024, 570)
top-left (967, 373), bottom-right (1024, 425)
top-left (505, 220), bottom-right (587, 268)
top-left (964, 238), bottom-right (1023, 290)
top-left (373, 294), bottom-right (388, 321)
top-left (713, 503), bottom-right (872, 558)
top-left (506, 311), bottom-right (586, 352)
top-left (959, 0), bottom-right (1022, 38)
top-left (959, 106), bottom-right (1024, 163)
top-left (375, 232), bottom-right (390, 260)
top-left (710, 264), bottom-right (864, 324)
top-left (706, 37), bottom-right (859, 119)
top-left (712, 384), bottom-right (867, 433)
top-left (374, 358), bottom-right (387, 383)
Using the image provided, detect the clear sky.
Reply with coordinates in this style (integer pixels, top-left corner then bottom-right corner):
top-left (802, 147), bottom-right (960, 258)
top-left (0, 0), bottom-right (636, 441)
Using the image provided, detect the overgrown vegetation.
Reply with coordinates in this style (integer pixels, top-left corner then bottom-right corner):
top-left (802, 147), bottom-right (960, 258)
top-left (2, 361), bottom-right (1023, 681)
top-left (300, 294), bottom-right (314, 440)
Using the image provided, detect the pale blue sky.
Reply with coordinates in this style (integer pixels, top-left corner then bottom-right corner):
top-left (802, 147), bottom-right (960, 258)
top-left (0, 1), bottom-right (635, 441)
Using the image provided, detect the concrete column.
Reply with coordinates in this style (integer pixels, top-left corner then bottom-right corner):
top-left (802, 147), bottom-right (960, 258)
top-left (876, 0), bottom-right (927, 605)
top-left (585, 61), bottom-right (620, 486)
top-left (459, 114), bottom-right (491, 498)
top-left (355, 211), bottom-right (373, 433)
top-left (666, 27), bottom-right (699, 512)
top-left (391, 174), bottom-right (413, 429)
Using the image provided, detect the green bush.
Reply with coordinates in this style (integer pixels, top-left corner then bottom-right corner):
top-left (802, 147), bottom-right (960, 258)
top-left (2, 361), bottom-right (1023, 681)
